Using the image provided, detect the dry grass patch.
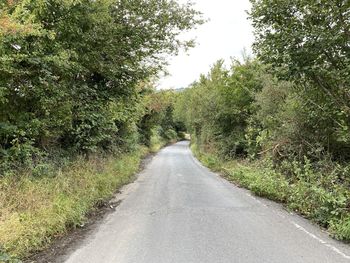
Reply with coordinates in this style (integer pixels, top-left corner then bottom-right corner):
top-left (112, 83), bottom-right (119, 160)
top-left (0, 147), bottom-right (148, 259)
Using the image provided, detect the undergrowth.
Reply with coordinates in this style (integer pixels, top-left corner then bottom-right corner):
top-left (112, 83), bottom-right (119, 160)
top-left (191, 143), bottom-right (350, 242)
top-left (0, 146), bottom-right (148, 260)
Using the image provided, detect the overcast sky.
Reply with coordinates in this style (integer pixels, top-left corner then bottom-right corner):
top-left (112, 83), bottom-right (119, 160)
top-left (157, 0), bottom-right (255, 89)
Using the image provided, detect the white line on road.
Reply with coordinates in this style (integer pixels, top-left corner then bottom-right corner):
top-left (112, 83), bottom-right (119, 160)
top-left (292, 221), bottom-right (350, 260)
top-left (191, 147), bottom-right (350, 261)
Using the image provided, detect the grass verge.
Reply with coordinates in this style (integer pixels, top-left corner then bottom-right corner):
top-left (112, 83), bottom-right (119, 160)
top-left (0, 146), bottom-right (150, 261)
top-left (191, 143), bottom-right (350, 242)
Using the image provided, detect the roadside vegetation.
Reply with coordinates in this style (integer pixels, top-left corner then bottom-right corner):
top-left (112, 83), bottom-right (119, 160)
top-left (1, 148), bottom-right (146, 259)
top-left (0, 0), bottom-right (200, 260)
top-left (175, 0), bottom-right (350, 241)
top-left (1, 0), bottom-right (349, 260)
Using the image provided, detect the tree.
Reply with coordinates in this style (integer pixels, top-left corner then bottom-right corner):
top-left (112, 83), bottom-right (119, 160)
top-left (249, 0), bottom-right (350, 160)
top-left (0, 0), bottom-right (202, 170)
top-left (175, 58), bottom-right (265, 157)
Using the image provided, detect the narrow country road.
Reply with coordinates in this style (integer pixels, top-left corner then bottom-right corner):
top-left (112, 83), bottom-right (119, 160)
top-left (63, 141), bottom-right (350, 263)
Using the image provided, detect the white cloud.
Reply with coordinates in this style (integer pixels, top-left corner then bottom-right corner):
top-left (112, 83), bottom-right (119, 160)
top-left (158, 0), bottom-right (255, 89)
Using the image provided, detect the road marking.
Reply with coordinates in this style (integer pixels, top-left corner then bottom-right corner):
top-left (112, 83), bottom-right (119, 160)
top-left (292, 221), bottom-right (350, 260)
top-left (247, 191), bottom-right (350, 260)
top-left (190, 146), bottom-right (350, 261)
top-left (245, 193), bottom-right (268, 207)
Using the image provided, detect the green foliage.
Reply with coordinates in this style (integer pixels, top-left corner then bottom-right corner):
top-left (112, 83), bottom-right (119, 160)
top-left (179, 57), bottom-right (350, 241)
top-left (139, 89), bottom-right (185, 146)
top-left (331, 217), bottom-right (350, 241)
top-left (176, 0), bottom-right (350, 241)
top-left (0, 1), bottom-right (200, 259)
top-left (175, 58), bottom-right (264, 157)
top-left (250, 0), bottom-right (350, 88)
top-left (0, 147), bottom-right (148, 258)
top-left (0, 0), bottom-right (202, 172)
top-left (0, 251), bottom-right (22, 263)
top-left (193, 144), bottom-right (350, 241)
top-left (250, 0), bottom-right (350, 159)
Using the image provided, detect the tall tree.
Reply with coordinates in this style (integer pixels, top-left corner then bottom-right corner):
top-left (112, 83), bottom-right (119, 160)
top-left (249, 0), bottom-right (350, 159)
top-left (0, 0), bottom-right (202, 169)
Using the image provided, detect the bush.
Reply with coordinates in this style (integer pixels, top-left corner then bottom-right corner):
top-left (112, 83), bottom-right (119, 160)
top-left (163, 129), bottom-right (178, 141)
top-left (331, 217), bottom-right (350, 241)
top-left (0, 0), bottom-right (201, 173)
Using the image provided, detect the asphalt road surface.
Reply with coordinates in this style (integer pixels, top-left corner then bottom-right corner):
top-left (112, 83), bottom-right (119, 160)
top-left (63, 141), bottom-right (350, 263)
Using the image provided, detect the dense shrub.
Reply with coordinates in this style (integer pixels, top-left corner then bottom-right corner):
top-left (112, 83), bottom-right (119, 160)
top-left (139, 89), bottom-right (186, 146)
top-left (0, 0), bottom-right (201, 173)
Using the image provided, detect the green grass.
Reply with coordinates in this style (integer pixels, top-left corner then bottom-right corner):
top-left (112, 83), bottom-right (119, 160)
top-left (149, 129), bottom-right (178, 153)
top-left (0, 146), bottom-right (149, 260)
top-left (191, 143), bottom-right (350, 242)
top-left (149, 133), bottom-right (167, 153)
